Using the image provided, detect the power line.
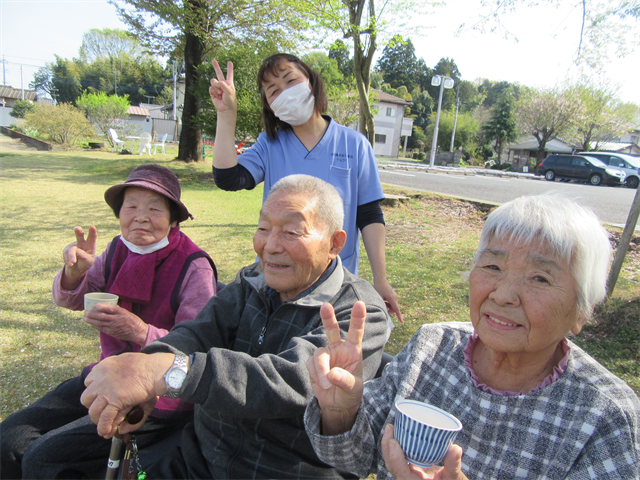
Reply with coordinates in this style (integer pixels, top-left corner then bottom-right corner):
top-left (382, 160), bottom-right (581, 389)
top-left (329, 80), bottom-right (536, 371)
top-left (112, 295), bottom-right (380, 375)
top-left (2, 59), bottom-right (47, 69)
top-left (2, 54), bottom-right (51, 65)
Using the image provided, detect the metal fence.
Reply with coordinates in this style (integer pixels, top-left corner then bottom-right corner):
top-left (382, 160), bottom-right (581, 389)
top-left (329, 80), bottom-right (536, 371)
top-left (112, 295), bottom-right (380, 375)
top-left (152, 118), bottom-right (179, 142)
top-left (0, 106), bottom-right (15, 127)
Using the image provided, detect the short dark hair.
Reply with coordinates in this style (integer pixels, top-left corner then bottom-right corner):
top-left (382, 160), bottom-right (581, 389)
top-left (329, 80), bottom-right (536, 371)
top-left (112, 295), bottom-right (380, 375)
top-left (257, 54), bottom-right (328, 140)
top-left (112, 187), bottom-right (181, 224)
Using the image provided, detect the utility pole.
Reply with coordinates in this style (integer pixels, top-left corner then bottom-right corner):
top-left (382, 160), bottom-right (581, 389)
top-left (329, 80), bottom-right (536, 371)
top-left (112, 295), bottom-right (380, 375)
top-left (20, 65), bottom-right (24, 99)
top-left (112, 57), bottom-right (117, 96)
top-left (172, 60), bottom-right (177, 121)
top-left (606, 187), bottom-right (640, 297)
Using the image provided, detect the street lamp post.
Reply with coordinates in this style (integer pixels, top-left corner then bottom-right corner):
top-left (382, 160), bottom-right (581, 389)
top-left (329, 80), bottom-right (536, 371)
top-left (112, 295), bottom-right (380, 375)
top-left (429, 75), bottom-right (454, 168)
top-left (450, 85), bottom-right (460, 153)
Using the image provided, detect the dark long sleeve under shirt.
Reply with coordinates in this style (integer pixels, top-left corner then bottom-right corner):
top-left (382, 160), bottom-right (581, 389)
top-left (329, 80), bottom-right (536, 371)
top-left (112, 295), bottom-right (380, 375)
top-left (212, 164), bottom-right (385, 230)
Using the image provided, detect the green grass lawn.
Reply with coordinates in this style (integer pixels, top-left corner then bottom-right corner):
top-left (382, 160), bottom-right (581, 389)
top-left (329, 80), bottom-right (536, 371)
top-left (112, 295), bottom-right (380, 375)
top-left (1, 150), bottom-right (638, 419)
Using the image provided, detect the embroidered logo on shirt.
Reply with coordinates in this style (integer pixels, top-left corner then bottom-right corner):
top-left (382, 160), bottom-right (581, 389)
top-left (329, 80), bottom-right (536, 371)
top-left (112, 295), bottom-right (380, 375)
top-left (331, 153), bottom-right (353, 161)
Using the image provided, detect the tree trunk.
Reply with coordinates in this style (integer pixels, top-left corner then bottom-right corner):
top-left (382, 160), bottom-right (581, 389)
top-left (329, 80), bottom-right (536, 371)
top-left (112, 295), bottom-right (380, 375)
top-left (348, 0), bottom-right (376, 146)
top-left (532, 131), bottom-right (548, 165)
top-left (177, 26), bottom-right (204, 162)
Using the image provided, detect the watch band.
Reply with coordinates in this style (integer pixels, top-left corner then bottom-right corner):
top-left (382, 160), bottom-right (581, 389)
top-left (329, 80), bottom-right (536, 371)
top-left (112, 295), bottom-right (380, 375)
top-left (164, 353), bottom-right (188, 399)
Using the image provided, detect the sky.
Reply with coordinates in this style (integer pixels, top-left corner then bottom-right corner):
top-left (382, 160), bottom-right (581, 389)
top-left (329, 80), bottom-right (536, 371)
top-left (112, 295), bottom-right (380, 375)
top-left (1, 0), bottom-right (639, 104)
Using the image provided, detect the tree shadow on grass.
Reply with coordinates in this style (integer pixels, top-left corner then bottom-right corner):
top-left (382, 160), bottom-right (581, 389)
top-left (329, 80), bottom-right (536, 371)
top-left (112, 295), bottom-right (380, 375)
top-left (1, 300), bottom-right (98, 340)
top-left (1, 154), bottom-right (217, 189)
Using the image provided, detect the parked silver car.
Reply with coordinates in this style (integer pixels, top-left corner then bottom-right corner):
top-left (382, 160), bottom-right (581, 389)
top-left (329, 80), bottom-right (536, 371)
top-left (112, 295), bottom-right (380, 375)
top-left (578, 151), bottom-right (640, 189)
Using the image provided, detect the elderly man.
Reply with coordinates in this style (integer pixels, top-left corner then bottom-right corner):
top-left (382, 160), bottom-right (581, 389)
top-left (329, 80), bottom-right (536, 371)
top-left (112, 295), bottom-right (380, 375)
top-left (81, 174), bottom-right (389, 479)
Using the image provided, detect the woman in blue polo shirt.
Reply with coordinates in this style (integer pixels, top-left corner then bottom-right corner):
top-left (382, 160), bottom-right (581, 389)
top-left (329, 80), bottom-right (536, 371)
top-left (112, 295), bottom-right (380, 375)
top-left (209, 53), bottom-right (402, 322)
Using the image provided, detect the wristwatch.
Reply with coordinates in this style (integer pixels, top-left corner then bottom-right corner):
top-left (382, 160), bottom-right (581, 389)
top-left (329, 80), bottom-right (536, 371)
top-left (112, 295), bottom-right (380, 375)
top-left (163, 353), bottom-right (188, 399)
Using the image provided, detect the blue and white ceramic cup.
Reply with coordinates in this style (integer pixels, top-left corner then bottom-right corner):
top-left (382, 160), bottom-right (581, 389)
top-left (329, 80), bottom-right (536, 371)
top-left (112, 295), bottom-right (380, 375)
top-left (394, 399), bottom-right (463, 468)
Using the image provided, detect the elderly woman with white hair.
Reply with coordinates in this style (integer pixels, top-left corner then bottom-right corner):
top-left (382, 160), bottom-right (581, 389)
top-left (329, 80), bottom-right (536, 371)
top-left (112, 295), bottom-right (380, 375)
top-left (304, 195), bottom-right (640, 479)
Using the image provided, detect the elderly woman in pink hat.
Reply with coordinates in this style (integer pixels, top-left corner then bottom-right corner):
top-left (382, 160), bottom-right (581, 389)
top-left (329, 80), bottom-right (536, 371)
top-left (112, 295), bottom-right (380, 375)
top-left (1, 164), bottom-right (218, 479)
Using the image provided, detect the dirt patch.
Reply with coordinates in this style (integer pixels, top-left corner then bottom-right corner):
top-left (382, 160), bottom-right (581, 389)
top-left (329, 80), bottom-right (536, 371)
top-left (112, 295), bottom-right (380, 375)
top-left (382, 189), bottom-right (640, 284)
top-left (383, 192), bottom-right (491, 248)
top-left (0, 132), bottom-right (41, 152)
top-left (588, 298), bottom-right (640, 338)
top-left (609, 231), bottom-right (640, 256)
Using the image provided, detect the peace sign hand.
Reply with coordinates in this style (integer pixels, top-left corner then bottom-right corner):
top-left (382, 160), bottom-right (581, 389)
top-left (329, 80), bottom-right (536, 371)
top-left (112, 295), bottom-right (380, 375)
top-left (61, 226), bottom-right (97, 290)
top-left (209, 60), bottom-right (237, 114)
top-left (306, 301), bottom-right (367, 436)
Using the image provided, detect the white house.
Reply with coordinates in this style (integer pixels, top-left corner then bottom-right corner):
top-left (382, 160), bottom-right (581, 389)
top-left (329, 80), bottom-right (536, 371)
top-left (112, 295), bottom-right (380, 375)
top-left (372, 89), bottom-right (413, 157)
top-left (588, 141), bottom-right (640, 156)
top-left (0, 85), bottom-right (38, 127)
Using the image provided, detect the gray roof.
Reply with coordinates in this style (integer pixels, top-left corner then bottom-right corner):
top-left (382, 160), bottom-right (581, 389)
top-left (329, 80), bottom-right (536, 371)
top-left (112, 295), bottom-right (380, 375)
top-left (0, 85), bottom-right (37, 101)
top-left (372, 89), bottom-right (413, 106)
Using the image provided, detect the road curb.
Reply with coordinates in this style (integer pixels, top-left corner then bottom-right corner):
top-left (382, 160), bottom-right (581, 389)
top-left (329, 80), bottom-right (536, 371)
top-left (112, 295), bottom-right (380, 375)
top-left (379, 163), bottom-right (544, 181)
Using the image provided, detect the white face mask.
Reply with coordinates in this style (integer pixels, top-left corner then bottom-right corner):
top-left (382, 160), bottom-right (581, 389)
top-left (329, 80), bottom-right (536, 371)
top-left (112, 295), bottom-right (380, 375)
top-left (270, 81), bottom-right (315, 126)
top-left (121, 229), bottom-right (170, 255)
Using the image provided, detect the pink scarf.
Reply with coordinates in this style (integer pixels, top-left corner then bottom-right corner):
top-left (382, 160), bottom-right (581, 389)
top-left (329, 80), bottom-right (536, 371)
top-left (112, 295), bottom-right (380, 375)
top-left (108, 226), bottom-right (181, 309)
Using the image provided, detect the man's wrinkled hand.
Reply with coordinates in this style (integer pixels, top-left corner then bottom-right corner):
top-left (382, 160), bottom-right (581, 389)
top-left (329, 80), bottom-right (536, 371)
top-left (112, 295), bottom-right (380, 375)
top-left (80, 352), bottom-right (174, 438)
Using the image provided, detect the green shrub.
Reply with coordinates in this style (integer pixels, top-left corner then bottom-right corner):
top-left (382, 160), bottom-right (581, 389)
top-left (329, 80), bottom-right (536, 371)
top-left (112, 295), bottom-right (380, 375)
top-left (24, 103), bottom-right (93, 146)
top-left (9, 100), bottom-right (36, 118)
top-left (417, 152), bottom-right (427, 161)
top-left (76, 92), bottom-right (130, 147)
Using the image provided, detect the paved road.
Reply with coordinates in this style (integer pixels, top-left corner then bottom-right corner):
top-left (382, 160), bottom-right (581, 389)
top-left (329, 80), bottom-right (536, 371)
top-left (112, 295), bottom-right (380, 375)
top-left (379, 165), bottom-right (639, 229)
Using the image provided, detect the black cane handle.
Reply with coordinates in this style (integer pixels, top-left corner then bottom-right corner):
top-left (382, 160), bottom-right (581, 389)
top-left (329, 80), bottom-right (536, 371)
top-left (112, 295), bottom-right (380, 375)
top-left (125, 406), bottom-right (145, 425)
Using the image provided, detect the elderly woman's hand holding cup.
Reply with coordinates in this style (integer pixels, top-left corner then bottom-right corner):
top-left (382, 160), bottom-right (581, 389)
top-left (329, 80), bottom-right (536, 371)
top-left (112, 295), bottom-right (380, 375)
top-left (308, 301), bottom-right (467, 479)
top-left (381, 425), bottom-right (466, 480)
top-left (83, 302), bottom-right (149, 346)
top-left (61, 226), bottom-right (97, 290)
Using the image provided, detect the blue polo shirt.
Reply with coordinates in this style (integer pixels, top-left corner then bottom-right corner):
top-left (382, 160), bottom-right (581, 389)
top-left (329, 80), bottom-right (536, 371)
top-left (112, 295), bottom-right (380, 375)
top-left (239, 117), bottom-right (384, 274)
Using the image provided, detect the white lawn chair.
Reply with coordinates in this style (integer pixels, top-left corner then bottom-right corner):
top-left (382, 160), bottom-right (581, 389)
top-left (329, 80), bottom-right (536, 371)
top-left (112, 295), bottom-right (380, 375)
top-left (152, 133), bottom-right (168, 155)
top-left (109, 128), bottom-right (125, 152)
top-left (138, 132), bottom-right (152, 156)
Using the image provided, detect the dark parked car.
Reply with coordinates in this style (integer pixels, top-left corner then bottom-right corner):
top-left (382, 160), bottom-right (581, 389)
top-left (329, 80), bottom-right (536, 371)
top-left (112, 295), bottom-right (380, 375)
top-left (536, 154), bottom-right (626, 186)
top-left (577, 151), bottom-right (640, 189)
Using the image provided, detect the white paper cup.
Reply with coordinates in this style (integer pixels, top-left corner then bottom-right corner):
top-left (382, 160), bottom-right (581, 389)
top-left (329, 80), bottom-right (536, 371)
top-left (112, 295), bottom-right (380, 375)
top-left (84, 292), bottom-right (119, 312)
top-left (394, 399), bottom-right (462, 468)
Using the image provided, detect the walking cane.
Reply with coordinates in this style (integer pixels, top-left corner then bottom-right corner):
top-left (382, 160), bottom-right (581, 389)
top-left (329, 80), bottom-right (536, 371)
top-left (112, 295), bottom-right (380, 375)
top-left (105, 406), bottom-right (144, 480)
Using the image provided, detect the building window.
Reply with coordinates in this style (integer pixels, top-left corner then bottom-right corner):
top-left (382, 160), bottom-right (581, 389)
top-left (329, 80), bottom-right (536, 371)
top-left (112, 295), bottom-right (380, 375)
top-left (386, 107), bottom-right (395, 117)
top-left (375, 134), bottom-right (387, 143)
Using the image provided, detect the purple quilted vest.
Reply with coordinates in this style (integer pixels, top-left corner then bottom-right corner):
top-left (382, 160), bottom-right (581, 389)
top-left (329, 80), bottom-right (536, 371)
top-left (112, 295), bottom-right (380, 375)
top-left (89, 227), bottom-right (216, 414)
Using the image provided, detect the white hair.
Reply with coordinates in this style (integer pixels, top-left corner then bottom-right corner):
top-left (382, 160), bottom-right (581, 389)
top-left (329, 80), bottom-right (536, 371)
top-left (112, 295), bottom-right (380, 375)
top-left (266, 174), bottom-right (344, 233)
top-left (473, 194), bottom-right (612, 318)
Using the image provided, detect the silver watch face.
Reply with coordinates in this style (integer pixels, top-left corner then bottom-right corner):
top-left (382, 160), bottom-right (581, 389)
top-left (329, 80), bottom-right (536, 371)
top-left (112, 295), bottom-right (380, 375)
top-left (167, 368), bottom-right (187, 389)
